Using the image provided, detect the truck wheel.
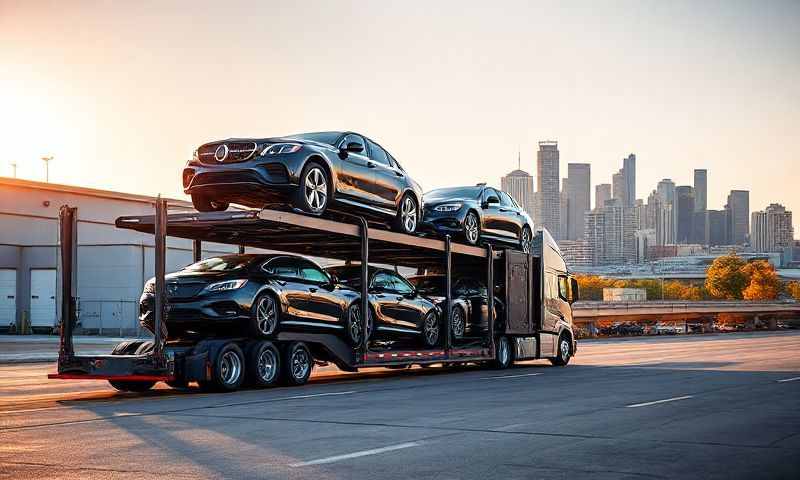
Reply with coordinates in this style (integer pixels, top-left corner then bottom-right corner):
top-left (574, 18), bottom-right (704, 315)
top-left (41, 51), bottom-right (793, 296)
top-left (200, 342), bottom-right (245, 392)
top-left (422, 311), bottom-right (440, 347)
top-left (246, 341), bottom-right (282, 387)
top-left (282, 342), bottom-right (313, 386)
top-left (451, 305), bottom-right (466, 340)
top-left (491, 336), bottom-right (513, 369)
top-left (108, 380), bottom-right (156, 392)
top-left (110, 340), bottom-right (146, 355)
top-left (550, 333), bottom-right (573, 366)
top-left (249, 292), bottom-right (280, 338)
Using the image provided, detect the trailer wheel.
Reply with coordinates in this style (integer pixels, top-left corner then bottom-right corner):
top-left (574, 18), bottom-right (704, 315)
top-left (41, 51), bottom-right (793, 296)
top-left (282, 342), bottom-right (313, 386)
top-left (550, 333), bottom-right (572, 366)
top-left (451, 305), bottom-right (466, 340)
top-left (422, 311), bottom-right (440, 347)
top-left (249, 292), bottom-right (280, 338)
top-left (200, 342), bottom-right (245, 392)
top-left (246, 341), bottom-right (282, 387)
top-left (346, 302), bottom-right (372, 347)
top-left (108, 380), bottom-right (156, 392)
top-left (490, 336), bottom-right (513, 369)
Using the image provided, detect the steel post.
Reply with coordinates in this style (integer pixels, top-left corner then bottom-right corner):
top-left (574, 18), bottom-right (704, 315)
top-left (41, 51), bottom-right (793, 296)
top-left (358, 217), bottom-right (369, 362)
top-left (192, 239), bottom-right (202, 263)
top-left (57, 205), bottom-right (77, 368)
top-left (153, 197), bottom-right (167, 365)
top-left (487, 244), bottom-right (494, 352)
top-left (444, 235), bottom-right (452, 353)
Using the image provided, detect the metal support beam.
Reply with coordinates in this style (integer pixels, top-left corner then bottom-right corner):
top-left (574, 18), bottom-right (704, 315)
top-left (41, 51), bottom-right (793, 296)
top-left (57, 205), bottom-right (77, 368)
top-left (153, 197), bottom-right (167, 366)
top-left (444, 235), bottom-right (452, 353)
top-left (238, 245), bottom-right (245, 255)
top-left (487, 244), bottom-right (494, 352)
top-left (192, 239), bottom-right (202, 263)
top-left (358, 217), bottom-right (369, 362)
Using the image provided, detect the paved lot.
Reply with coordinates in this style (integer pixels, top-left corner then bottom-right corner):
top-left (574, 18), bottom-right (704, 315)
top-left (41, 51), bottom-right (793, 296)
top-left (1, 331), bottom-right (799, 479)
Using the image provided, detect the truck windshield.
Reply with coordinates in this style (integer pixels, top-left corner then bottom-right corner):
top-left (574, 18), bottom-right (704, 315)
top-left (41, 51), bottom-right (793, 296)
top-left (185, 256), bottom-right (251, 272)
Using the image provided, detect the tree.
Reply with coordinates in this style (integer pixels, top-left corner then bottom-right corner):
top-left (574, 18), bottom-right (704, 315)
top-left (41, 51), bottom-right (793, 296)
top-left (742, 260), bottom-right (781, 300)
top-left (705, 253), bottom-right (749, 299)
top-left (786, 281), bottom-right (800, 301)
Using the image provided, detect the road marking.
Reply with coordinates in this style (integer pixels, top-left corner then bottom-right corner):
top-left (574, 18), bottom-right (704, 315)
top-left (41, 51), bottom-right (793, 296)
top-left (290, 441), bottom-right (423, 467)
top-left (777, 376), bottom-right (800, 383)
top-left (480, 373), bottom-right (543, 380)
top-left (626, 395), bottom-right (693, 408)
top-left (279, 391), bottom-right (357, 400)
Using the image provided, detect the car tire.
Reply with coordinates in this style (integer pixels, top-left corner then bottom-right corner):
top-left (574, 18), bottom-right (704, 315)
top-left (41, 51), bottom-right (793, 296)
top-left (550, 333), bottom-right (573, 366)
top-left (249, 292), bottom-right (280, 339)
top-left (394, 194), bottom-right (418, 234)
top-left (490, 336), bottom-right (513, 369)
top-left (295, 162), bottom-right (330, 215)
top-left (346, 302), bottom-right (372, 347)
top-left (108, 340), bottom-right (156, 392)
top-left (246, 340), bottom-right (282, 388)
top-left (451, 305), bottom-right (466, 340)
top-left (199, 342), bottom-right (245, 392)
top-left (464, 211), bottom-right (481, 245)
top-left (422, 311), bottom-right (440, 347)
top-left (282, 342), bottom-right (313, 386)
top-left (520, 225), bottom-right (533, 253)
top-left (191, 193), bottom-right (229, 212)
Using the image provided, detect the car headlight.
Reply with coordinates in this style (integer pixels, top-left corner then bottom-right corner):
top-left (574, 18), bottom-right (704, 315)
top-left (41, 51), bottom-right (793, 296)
top-left (204, 279), bottom-right (248, 293)
top-left (143, 278), bottom-right (155, 294)
top-left (434, 203), bottom-right (462, 212)
top-left (261, 143), bottom-right (302, 155)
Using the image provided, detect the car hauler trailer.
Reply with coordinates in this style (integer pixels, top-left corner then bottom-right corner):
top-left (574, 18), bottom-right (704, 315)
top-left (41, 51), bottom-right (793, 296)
top-left (49, 199), bottom-right (577, 392)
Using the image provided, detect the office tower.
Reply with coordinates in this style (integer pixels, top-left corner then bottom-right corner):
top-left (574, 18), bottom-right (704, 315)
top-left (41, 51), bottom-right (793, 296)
top-left (595, 183), bottom-right (611, 209)
top-left (707, 210), bottom-right (728, 246)
top-left (634, 199), bottom-right (647, 231)
top-left (558, 240), bottom-right (592, 267)
top-left (565, 163), bottom-right (590, 240)
top-left (623, 154), bottom-right (636, 206)
top-left (656, 202), bottom-right (675, 245)
top-left (501, 167), bottom-right (535, 219)
top-left (675, 186), bottom-right (695, 243)
top-left (612, 170), bottom-right (626, 204)
top-left (692, 210), bottom-right (708, 245)
top-left (583, 199), bottom-right (636, 265)
top-left (584, 210), bottom-right (605, 266)
top-left (560, 179), bottom-right (570, 241)
top-left (725, 190), bottom-right (750, 245)
top-left (635, 229), bottom-right (656, 263)
top-left (656, 178), bottom-right (676, 206)
top-left (536, 141), bottom-right (561, 239)
top-left (693, 169), bottom-right (707, 212)
top-left (751, 204), bottom-right (794, 256)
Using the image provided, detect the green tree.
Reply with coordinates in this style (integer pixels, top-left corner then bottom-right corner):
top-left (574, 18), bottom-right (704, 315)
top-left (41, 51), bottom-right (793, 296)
top-left (705, 253), bottom-right (749, 299)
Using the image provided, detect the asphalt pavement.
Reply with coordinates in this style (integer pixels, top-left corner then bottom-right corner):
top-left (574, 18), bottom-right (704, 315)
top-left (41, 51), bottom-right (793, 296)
top-left (1, 331), bottom-right (799, 479)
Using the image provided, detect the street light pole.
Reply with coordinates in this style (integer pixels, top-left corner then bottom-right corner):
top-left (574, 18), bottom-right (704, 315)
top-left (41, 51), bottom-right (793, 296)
top-left (10, 162), bottom-right (17, 178)
top-left (41, 156), bottom-right (53, 182)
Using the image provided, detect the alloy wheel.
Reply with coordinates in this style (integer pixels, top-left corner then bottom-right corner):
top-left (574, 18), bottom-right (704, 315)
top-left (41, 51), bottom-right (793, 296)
top-left (291, 348), bottom-right (311, 380)
top-left (498, 337), bottom-right (510, 366)
top-left (451, 307), bottom-right (465, 338)
top-left (401, 196), bottom-right (417, 233)
top-left (257, 347), bottom-right (278, 383)
top-left (348, 304), bottom-right (372, 345)
top-left (304, 167), bottom-right (328, 213)
top-left (521, 227), bottom-right (532, 253)
top-left (560, 338), bottom-right (570, 361)
top-left (220, 350), bottom-right (242, 386)
top-left (464, 213), bottom-right (479, 244)
top-left (424, 312), bottom-right (439, 345)
top-left (256, 296), bottom-right (277, 335)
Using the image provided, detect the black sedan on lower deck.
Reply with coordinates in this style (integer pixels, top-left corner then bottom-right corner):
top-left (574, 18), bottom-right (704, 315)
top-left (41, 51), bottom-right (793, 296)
top-left (421, 184), bottom-right (534, 252)
top-left (139, 254), bottom-right (365, 342)
top-left (182, 131), bottom-right (424, 234)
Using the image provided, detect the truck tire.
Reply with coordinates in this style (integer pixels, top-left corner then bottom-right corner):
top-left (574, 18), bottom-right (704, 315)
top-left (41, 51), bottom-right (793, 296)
top-left (249, 292), bottom-right (280, 338)
top-left (490, 336), bottom-right (513, 369)
top-left (246, 341), bottom-right (282, 387)
top-left (282, 342), bottom-right (313, 386)
top-left (550, 333), bottom-right (573, 366)
top-left (108, 340), bottom-right (156, 392)
top-left (200, 342), bottom-right (245, 392)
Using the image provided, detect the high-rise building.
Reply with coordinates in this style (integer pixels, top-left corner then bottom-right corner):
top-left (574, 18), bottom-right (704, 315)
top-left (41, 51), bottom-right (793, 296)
top-left (656, 178), bottom-right (676, 206)
top-left (558, 239), bottom-right (592, 267)
top-left (584, 210), bottom-right (605, 266)
top-left (501, 167), bottom-right (535, 219)
top-left (612, 170), bottom-right (626, 205)
top-left (623, 154), bottom-right (636, 206)
top-left (595, 183), bottom-right (611, 209)
top-left (560, 179), bottom-right (570, 241)
top-left (583, 199), bottom-right (636, 265)
top-left (675, 186), bottom-right (695, 243)
top-left (707, 210), bottom-right (727, 246)
top-left (656, 202), bottom-right (675, 245)
top-left (693, 169), bottom-right (707, 212)
top-left (565, 163), bottom-right (590, 240)
top-left (692, 210), bottom-right (708, 245)
top-left (751, 204), bottom-right (794, 263)
top-left (635, 229), bottom-right (656, 263)
top-left (725, 190), bottom-right (750, 245)
top-left (536, 141), bottom-right (561, 239)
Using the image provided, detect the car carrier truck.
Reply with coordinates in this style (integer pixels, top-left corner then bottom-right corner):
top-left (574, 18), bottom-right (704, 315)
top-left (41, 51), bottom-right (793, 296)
top-left (49, 199), bottom-right (578, 392)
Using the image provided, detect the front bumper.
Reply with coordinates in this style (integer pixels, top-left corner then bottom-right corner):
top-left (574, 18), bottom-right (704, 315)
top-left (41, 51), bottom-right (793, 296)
top-left (139, 289), bottom-right (254, 335)
top-left (421, 207), bottom-right (469, 236)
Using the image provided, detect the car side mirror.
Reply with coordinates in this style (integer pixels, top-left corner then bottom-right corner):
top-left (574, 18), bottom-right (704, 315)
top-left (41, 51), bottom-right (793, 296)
top-left (570, 278), bottom-right (579, 304)
top-left (482, 196), bottom-right (499, 208)
top-left (342, 142), bottom-right (364, 153)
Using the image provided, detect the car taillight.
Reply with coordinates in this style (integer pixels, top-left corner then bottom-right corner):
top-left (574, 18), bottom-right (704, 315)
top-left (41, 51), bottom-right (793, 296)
top-left (182, 169), bottom-right (195, 188)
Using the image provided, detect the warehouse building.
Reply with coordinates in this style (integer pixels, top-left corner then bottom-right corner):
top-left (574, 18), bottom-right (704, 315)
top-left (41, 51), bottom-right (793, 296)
top-left (0, 177), bottom-right (244, 336)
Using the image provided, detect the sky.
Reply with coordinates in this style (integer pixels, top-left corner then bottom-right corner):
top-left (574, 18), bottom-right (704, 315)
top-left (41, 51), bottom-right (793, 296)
top-left (1, 0), bottom-right (798, 232)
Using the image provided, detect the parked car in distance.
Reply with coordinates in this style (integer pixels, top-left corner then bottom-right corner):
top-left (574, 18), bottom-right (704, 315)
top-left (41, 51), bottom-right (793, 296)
top-left (139, 254), bottom-right (374, 345)
top-left (408, 274), bottom-right (503, 340)
top-left (183, 131), bottom-right (424, 234)
top-left (324, 265), bottom-right (443, 347)
top-left (421, 184), bottom-right (534, 252)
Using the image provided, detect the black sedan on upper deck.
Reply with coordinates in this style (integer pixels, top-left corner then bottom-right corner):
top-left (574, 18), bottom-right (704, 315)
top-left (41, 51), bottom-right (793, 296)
top-left (183, 131), bottom-right (424, 234)
top-left (421, 184), bottom-right (535, 252)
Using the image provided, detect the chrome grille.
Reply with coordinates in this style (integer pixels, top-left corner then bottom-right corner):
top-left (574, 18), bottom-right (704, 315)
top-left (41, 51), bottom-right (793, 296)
top-left (166, 282), bottom-right (205, 299)
top-left (197, 142), bottom-right (258, 165)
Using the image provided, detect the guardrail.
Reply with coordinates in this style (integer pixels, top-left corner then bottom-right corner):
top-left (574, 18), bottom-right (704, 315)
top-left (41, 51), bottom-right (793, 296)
top-left (572, 300), bottom-right (800, 322)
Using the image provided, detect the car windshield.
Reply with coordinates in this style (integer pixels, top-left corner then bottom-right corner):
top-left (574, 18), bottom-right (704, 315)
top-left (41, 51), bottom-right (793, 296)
top-left (185, 256), bottom-right (252, 272)
top-left (424, 186), bottom-right (482, 200)
top-left (285, 131), bottom-right (342, 145)
top-left (410, 276), bottom-right (445, 295)
top-left (325, 266), bottom-right (363, 288)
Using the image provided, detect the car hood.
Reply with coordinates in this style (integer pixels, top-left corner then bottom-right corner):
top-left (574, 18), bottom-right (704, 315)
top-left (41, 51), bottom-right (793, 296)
top-left (163, 270), bottom-right (243, 283)
top-left (422, 196), bottom-right (474, 206)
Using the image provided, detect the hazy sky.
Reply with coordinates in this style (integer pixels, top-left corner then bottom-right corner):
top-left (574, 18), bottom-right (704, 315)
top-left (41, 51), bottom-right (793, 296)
top-left (1, 0), bottom-right (798, 231)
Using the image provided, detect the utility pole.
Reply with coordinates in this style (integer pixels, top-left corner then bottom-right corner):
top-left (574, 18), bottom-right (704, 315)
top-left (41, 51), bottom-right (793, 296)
top-left (41, 156), bottom-right (53, 182)
top-left (10, 162), bottom-right (17, 178)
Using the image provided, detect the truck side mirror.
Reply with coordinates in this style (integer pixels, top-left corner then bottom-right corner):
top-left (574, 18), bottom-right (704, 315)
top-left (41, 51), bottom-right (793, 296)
top-left (570, 277), bottom-right (579, 304)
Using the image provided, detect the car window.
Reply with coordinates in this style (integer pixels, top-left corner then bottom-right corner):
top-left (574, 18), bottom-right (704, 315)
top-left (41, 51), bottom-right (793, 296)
top-left (482, 188), bottom-right (499, 204)
top-left (263, 257), bottom-right (300, 279)
top-left (388, 153), bottom-right (404, 171)
top-left (389, 273), bottom-right (414, 295)
top-left (339, 134), bottom-right (366, 154)
top-left (299, 262), bottom-right (329, 283)
top-left (499, 191), bottom-right (516, 208)
top-left (371, 272), bottom-right (396, 291)
top-left (366, 140), bottom-right (391, 166)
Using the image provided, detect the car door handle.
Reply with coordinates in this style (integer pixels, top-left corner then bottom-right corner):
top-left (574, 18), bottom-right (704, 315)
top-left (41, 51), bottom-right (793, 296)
top-left (367, 161), bottom-right (376, 168)
top-left (308, 287), bottom-right (318, 293)
top-left (396, 296), bottom-right (404, 301)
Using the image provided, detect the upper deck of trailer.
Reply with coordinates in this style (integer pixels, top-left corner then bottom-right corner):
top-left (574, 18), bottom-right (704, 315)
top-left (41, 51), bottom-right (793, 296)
top-left (115, 208), bottom-right (492, 268)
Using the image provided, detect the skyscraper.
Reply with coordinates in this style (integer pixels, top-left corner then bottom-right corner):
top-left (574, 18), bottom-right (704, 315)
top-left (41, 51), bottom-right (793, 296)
top-left (623, 154), bottom-right (636, 206)
top-left (501, 167), bottom-right (535, 220)
top-left (707, 210), bottom-right (728, 246)
top-left (751, 204), bottom-right (794, 257)
top-left (583, 199), bottom-right (637, 265)
top-left (612, 170), bottom-right (626, 205)
top-left (595, 183), bottom-right (611, 209)
top-left (536, 141), bottom-right (561, 239)
top-left (675, 186), bottom-right (695, 243)
top-left (565, 163), bottom-right (590, 240)
top-left (725, 190), bottom-right (750, 245)
top-left (693, 169), bottom-right (707, 212)
top-left (656, 178), bottom-right (676, 206)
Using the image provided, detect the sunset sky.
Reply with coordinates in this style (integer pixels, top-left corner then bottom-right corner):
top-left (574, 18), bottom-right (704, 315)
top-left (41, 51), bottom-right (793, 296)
top-left (1, 0), bottom-right (798, 231)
